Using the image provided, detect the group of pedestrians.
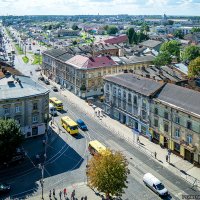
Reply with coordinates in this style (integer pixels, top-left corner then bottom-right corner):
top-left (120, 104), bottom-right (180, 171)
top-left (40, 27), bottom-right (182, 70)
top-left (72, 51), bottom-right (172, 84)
top-left (49, 188), bottom-right (87, 200)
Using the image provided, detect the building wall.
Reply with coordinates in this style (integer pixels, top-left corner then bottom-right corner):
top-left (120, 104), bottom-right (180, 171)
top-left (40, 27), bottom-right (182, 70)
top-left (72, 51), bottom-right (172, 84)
top-left (103, 80), bottom-right (150, 137)
top-left (0, 93), bottom-right (49, 138)
top-left (150, 100), bottom-right (200, 164)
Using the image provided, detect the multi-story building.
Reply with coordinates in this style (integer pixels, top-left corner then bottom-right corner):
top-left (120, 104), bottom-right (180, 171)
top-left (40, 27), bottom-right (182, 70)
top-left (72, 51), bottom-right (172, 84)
top-left (0, 74), bottom-right (49, 138)
top-left (42, 48), bottom-right (155, 98)
top-left (103, 73), bottom-right (164, 137)
top-left (150, 83), bottom-right (200, 164)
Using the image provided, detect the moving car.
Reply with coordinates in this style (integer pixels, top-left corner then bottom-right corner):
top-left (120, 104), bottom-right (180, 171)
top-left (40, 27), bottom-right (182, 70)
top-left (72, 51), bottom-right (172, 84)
top-left (52, 86), bottom-right (58, 92)
top-left (143, 173), bottom-right (168, 197)
top-left (0, 183), bottom-right (11, 194)
top-left (76, 119), bottom-right (88, 131)
top-left (38, 76), bottom-right (44, 81)
top-left (49, 103), bottom-right (57, 116)
top-left (44, 79), bottom-right (50, 85)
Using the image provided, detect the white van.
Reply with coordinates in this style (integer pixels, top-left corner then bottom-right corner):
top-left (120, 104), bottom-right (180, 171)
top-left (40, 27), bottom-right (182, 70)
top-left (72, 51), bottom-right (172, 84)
top-left (143, 173), bottom-right (168, 196)
top-left (49, 103), bottom-right (57, 116)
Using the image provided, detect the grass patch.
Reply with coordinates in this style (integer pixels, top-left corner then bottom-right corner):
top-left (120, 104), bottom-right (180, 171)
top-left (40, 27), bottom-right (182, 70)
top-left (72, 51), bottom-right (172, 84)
top-left (15, 44), bottom-right (23, 55)
top-left (22, 56), bottom-right (29, 64)
top-left (32, 54), bottom-right (42, 65)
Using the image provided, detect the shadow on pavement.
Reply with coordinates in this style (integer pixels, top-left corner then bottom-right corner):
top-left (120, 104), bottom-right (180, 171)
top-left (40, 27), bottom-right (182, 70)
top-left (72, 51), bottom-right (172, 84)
top-left (0, 127), bottom-right (84, 199)
top-left (73, 133), bottom-right (84, 140)
top-left (58, 109), bottom-right (67, 114)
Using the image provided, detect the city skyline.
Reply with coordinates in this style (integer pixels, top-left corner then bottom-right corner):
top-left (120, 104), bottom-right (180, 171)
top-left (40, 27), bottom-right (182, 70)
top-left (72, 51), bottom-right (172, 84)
top-left (0, 0), bottom-right (200, 16)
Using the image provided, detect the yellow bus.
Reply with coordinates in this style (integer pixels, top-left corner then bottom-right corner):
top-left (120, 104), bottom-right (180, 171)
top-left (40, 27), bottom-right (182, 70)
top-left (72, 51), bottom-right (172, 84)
top-left (88, 140), bottom-right (106, 155)
top-left (61, 116), bottom-right (79, 135)
top-left (49, 97), bottom-right (63, 110)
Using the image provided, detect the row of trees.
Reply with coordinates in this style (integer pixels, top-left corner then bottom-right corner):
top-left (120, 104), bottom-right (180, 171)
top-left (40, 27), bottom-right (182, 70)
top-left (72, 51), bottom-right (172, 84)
top-left (154, 40), bottom-right (200, 68)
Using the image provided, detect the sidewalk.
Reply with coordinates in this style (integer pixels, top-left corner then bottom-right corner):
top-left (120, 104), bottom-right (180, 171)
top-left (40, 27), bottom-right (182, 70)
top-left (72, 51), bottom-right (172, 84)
top-left (45, 75), bottom-right (200, 188)
top-left (28, 182), bottom-right (102, 200)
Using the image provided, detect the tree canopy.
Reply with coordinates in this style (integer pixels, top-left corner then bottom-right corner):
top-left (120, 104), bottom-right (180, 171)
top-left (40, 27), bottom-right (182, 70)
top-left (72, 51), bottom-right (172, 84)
top-left (188, 57), bottom-right (200, 78)
top-left (87, 149), bottom-right (129, 198)
top-left (160, 40), bottom-right (181, 59)
top-left (153, 51), bottom-right (172, 66)
top-left (0, 119), bottom-right (23, 163)
top-left (140, 23), bottom-right (150, 33)
top-left (174, 29), bottom-right (184, 39)
top-left (191, 27), bottom-right (200, 34)
top-left (72, 24), bottom-right (79, 30)
top-left (127, 28), bottom-right (137, 44)
top-left (107, 26), bottom-right (118, 35)
top-left (181, 45), bottom-right (200, 62)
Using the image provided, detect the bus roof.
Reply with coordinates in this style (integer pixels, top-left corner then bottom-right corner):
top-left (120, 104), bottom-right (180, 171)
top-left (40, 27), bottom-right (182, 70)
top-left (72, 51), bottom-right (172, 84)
top-left (89, 140), bottom-right (106, 153)
top-left (49, 97), bottom-right (62, 104)
top-left (61, 116), bottom-right (78, 127)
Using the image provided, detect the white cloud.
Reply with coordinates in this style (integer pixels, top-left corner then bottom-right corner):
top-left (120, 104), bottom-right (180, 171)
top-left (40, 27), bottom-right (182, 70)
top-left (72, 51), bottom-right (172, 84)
top-left (0, 0), bottom-right (199, 15)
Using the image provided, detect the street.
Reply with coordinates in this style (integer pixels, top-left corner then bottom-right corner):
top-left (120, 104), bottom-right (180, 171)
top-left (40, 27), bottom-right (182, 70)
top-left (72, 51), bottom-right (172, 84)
top-left (1, 28), bottom-right (200, 200)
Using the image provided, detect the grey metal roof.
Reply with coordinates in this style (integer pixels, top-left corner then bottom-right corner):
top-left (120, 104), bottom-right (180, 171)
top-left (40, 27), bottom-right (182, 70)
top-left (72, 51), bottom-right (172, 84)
top-left (104, 73), bottom-right (164, 96)
top-left (56, 53), bottom-right (73, 62)
top-left (139, 40), bottom-right (162, 48)
top-left (156, 83), bottom-right (200, 116)
top-left (43, 49), bottom-right (67, 58)
top-left (0, 75), bottom-right (49, 100)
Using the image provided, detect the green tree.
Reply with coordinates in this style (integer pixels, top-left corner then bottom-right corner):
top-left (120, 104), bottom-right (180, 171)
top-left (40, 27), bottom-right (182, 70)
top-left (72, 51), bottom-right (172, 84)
top-left (160, 40), bottom-right (180, 59)
top-left (0, 119), bottom-right (23, 163)
top-left (188, 57), bottom-right (200, 78)
top-left (87, 149), bottom-right (129, 199)
top-left (140, 23), bottom-right (150, 33)
top-left (72, 40), bottom-right (77, 45)
top-left (154, 52), bottom-right (172, 66)
top-left (174, 29), bottom-right (184, 39)
top-left (72, 24), bottom-right (79, 30)
top-left (137, 31), bottom-right (149, 43)
top-left (191, 27), bottom-right (200, 34)
top-left (181, 45), bottom-right (200, 62)
top-left (127, 28), bottom-right (137, 44)
top-left (107, 26), bottom-right (118, 35)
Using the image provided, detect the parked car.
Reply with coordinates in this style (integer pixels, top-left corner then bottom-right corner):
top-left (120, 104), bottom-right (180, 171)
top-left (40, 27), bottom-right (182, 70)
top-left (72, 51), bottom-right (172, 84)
top-left (44, 79), bottom-right (50, 85)
top-left (52, 86), bottom-right (58, 92)
top-left (143, 173), bottom-right (168, 197)
top-left (38, 76), bottom-right (44, 81)
top-left (35, 67), bottom-right (41, 72)
top-left (76, 119), bottom-right (88, 131)
top-left (0, 183), bottom-right (11, 194)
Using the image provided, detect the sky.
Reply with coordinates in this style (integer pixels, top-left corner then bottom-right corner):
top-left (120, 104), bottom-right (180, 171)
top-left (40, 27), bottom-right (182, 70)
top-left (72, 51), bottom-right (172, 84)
top-left (0, 0), bottom-right (200, 16)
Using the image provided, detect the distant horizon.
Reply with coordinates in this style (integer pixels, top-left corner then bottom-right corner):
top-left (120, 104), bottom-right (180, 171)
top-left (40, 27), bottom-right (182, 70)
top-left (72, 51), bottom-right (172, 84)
top-left (0, 0), bottom-right (200, 16)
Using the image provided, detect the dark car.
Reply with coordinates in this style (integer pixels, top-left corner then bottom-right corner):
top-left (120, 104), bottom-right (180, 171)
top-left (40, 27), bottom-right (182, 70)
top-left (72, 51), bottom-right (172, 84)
top-left (0, 183), bottom-right (11, 194)
top-left (52, 86), bottom-right (58, 92)
top-left (44, 79), bottom-right (50, 85)
top-left (38, 76), bottom-right (44, 81)
top-left (76, 119), bottom-right (88, 131)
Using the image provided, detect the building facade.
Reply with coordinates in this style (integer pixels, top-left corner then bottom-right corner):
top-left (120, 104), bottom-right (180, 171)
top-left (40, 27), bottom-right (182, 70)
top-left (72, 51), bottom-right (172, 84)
top-left (103, 73), bottom-right (164, 137)
top-left (150, 84), bottom-right (200, 164)
top-left (0, 75), bottom-right (49, 138)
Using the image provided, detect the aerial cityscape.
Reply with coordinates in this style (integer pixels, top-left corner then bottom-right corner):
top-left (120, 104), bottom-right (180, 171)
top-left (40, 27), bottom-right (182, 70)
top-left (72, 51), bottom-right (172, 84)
top-left (0, 0), bottom-right (200, 200)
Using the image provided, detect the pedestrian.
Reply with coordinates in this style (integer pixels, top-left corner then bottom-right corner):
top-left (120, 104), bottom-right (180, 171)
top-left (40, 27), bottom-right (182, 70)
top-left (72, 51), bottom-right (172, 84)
top-left (137, 136), bottom-right (140, 144)
top-left (63, 188), bottom-right (67, 197)
top-left (49, 190), bottom-right (52, 199)
top-left (53, 188), bottom-right (55, 197)
top-left (154, 151), bottom-right (157, 159)
top-left (43, 139), bottom-right (46, 146)
top-left (59, 190), bottom-right (62, 199)
top-left (166, 155), bottom-right (168, 162)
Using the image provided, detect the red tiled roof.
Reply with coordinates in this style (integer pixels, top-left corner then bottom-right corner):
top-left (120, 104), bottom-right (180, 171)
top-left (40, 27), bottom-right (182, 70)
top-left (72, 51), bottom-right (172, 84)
top-left (104, 35), bottom-right (128, 44)
top-left (66, 55), bottom-right (117, 69)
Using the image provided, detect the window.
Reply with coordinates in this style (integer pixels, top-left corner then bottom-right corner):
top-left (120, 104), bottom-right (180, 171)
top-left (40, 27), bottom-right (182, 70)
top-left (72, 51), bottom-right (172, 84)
top-left (15, 106), bottom-right (21, 113)
top-left (154, 118), bottom-right (158, 127)
top-left (142, 99), bottom-right (146, 110)
top-left (175, 116), bottom-right (180, 124)
top-left (128, 93), bottom-right (132, 102)
top-left (154, 108), bottom-right (158, 115)
top-left (164, 123), bottom-right (169, 132)
top-left (33, 103), bottom-right (38, 110)
top-left (118, 89), bottom-right (121, 98)
top-left (98, 72), bottom-right (101, 77)
top-left (164, 112), bottom-right (169, 120)
top-left (123, 91), bottom-right (126, 99)
top-left (187, 121), bottom-right (192, 130)
top-left (175, 129), bottom-right (180, 138)
top-left (113, 87), bottom-right (116, 96)
top-left (82, 74), bottom-right (86, 78)
top-left (106, 84), bottom-right (109, 91)
top-left (142, 110), bottom-right (147, 120)
top-left (133, 96), bottom-right (137, 105)
top-left (15, 118), bottom-right (21, 125)
top-left (187, 135), bottom-right (192, 144)
top-left (174, 143), bottom-right (180, 152)
top-left (32, 115), bottom-right (38, 123)
top-left (4, 108), bottom-right (10, 115)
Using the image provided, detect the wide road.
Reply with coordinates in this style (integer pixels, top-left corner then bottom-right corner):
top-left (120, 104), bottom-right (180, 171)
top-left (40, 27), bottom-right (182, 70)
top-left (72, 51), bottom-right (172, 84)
top-left (1, 28), bottom-right (200, 200)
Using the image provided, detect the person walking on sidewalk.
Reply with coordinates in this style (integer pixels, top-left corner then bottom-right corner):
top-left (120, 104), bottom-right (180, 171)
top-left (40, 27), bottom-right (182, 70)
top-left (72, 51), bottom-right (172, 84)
top-left (49, 190), bottom-right (51, 199)
top-left (63, 188), bottom-right (67, 197)
top-left (137, 136), bottom-right (140, 144)
top-left (166, 155), bottom-right (168, 162)
top-left (59, 190), bottom-right (62, 199)
top-left (154, 151), bottom-right (157, 159)
top-left (53, 188), bottom-right (55, 197)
